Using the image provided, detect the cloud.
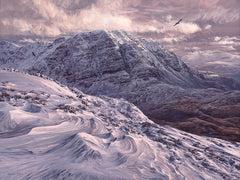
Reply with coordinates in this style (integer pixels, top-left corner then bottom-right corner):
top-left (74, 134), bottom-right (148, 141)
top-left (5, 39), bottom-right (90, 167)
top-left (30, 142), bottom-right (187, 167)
top-left (78, 5), bottom-right (159, 33)
top-left (198, 6), bottom-right (240, 24)
top-left (214, 36), bottom-right (240, 45)
top-left (204, 24), bottom-right (212, 30)
top-left (0, 0), bottom-right (239, 57)
top-left (0, 0), bottom-right (205, 38)
top-left (176, 22), bottom-right (201, 34)
top-left (182, 49), bottom-right (240, 81)
top-left (182, 49), bottom-right (240, 67)
top-left (0, 0), bottom-right (165, 37)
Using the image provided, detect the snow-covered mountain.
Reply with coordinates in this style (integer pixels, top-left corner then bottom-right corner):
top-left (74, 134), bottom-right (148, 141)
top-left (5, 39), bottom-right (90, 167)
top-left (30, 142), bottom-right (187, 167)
top-left (1, 30), bottom-right (240, 142)
top-left (0, 69), bottom-right (240, 179)
top-left (1, 31), bottom-right (238, 89)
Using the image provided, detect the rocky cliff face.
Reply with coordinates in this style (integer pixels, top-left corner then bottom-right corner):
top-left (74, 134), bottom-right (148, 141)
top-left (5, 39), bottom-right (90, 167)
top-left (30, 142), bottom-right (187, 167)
top-left (1, 30), bottom-right (240, 142)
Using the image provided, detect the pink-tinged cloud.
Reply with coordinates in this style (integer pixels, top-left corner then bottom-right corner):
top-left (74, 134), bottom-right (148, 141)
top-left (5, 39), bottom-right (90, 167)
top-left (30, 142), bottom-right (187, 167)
top-left (3, 0), bottom-right (239, 38)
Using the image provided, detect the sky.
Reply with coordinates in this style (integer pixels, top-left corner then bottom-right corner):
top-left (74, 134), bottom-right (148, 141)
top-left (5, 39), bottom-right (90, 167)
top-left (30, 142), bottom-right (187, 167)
top-left (0, 0), bottom-right (239, 79)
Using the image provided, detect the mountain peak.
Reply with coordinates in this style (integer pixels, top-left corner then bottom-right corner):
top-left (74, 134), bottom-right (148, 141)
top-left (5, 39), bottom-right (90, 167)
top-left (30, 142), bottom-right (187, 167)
top-left (60, 29), bottom-right (204, 87)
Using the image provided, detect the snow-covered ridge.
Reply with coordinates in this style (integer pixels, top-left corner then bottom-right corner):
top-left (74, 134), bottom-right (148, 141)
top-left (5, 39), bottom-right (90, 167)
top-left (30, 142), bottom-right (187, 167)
top-left (0, 70), bottom-right (240, 179)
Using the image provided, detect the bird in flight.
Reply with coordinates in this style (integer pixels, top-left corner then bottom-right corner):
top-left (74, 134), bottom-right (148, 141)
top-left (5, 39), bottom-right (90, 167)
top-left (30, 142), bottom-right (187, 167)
top-left (174, 18), bottom-right (182, 26)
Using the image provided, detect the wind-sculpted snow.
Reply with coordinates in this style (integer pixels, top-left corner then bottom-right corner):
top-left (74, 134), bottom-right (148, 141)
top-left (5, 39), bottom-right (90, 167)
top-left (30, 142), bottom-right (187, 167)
top-left (0, 70), bottom-right (240, 180)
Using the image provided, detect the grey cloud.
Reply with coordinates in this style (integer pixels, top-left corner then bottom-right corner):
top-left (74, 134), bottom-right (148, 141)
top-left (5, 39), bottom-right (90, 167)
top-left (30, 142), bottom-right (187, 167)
top-left (182, 49), bottom-right (240, 81)
top-left (1, 0), bottom-right (239, 37)
top-left (52, 0), bottom-right (97, 13)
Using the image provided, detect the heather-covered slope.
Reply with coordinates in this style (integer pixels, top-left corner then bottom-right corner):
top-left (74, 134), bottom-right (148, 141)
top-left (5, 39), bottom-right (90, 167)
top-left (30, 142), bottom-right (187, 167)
top-left (0, 70), bottom-right (240, 179)
top-left (1, 30), bottom-right (240, 142)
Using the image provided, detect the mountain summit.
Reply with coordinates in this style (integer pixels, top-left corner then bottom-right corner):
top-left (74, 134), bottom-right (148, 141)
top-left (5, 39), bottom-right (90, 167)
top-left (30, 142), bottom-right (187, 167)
top-left (1, 30), bottom-right (240, 142)
top-left (1, 30), bottom-right (207, 87)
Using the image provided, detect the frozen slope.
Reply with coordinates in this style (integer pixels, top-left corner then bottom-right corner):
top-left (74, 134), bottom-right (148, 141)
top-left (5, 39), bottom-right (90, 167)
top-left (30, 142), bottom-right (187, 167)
top-left (0, 70), bottom-right (240, 180)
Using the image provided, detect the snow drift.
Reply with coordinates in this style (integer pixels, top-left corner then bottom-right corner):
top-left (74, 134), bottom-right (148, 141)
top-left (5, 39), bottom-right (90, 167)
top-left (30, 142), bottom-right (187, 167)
top-left (0, 70), bottom-right (239, 179)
